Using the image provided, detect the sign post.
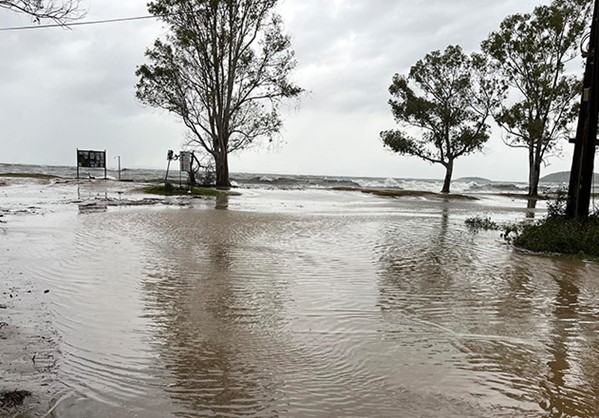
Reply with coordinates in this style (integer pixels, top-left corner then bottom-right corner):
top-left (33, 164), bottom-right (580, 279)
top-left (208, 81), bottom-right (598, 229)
top-left (77, 149), bottom-right (107, 179)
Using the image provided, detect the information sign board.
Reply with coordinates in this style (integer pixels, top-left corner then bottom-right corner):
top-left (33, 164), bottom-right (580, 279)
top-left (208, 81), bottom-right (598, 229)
top-left (76, 149), bottom-right (107, 179)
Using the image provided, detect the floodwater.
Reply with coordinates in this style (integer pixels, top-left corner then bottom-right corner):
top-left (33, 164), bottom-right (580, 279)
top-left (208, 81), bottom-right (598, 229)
top-left (5, 189), bottom-right (599, 417)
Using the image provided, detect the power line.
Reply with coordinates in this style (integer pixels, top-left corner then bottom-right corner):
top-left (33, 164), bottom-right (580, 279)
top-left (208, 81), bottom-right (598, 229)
top-left (0, 14), bottom-right (163, 32)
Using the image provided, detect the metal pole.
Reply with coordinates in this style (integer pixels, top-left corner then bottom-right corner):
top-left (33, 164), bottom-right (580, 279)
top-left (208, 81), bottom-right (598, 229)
top-left (567, 0), bottom-right (599, 220)
top-left (117, 156), bottom-right (121, 181)
top-left (165, 160), bottom-right (171, 187)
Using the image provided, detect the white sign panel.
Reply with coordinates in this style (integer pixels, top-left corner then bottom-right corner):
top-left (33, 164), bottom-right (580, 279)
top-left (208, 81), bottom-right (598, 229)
top-left (180, 151), bottom-right (191, 172)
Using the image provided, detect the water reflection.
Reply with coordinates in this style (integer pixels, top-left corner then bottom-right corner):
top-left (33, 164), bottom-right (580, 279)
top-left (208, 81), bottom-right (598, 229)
top-left (526, 199), bottom-right (537, 219)
top-left (140, 211), bottom-right (289, 416)
top-left (538, 264), bottom-right (599, 417)
top-left (35, 195), bottom-right (599, 417)
top-left (375, 207), bottom-right (599, 416)
top-left (215, 194), bottom-right (229, 210)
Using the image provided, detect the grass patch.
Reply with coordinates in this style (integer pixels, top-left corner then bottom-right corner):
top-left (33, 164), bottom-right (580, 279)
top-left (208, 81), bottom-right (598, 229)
top-left (497, 193), bottom-right (552, 201)
top-left (141, 184), bottom-right (239, 197)
top-left (0, 172), bottom-right (59, 180)
top-left (332, 187), bottom-right (478, 201)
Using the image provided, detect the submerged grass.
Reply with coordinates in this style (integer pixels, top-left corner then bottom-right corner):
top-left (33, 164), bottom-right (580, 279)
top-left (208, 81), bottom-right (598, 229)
top-left (0, 172), bottom-right (59, 180)
top-left (333, 187), bottom-right (478, 201)
top-left (141, 184), bottom-right (239, 197)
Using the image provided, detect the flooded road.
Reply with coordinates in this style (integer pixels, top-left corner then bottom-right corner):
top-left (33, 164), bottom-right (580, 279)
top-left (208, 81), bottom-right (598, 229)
top-left (4, 190), bottom-right (599, 417)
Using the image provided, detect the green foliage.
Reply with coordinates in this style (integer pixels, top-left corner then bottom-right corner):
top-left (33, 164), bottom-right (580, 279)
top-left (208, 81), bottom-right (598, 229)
top-left (136, 0), bottom-right (302, 187)
top-left (546, 189), bottom-right (568, 218)
top-left (500, 192), bottom-right (599, 257)
top-left (381, 45), bottom-right (503, 193)
top-left (481, 0), bottom-right (592, 196)
top-left (465, 216), bottom-right (500, 231)
top-left (164, 182), bottom-right (175, 194)
top-left (513, 216), bottom-right (599, 257)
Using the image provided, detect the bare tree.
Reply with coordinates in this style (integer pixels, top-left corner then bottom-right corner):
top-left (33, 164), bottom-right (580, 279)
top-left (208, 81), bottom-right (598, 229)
top-left (0, 0), bottom-right (83, 24)
top-left (136, 0), bottom-right (302, 188)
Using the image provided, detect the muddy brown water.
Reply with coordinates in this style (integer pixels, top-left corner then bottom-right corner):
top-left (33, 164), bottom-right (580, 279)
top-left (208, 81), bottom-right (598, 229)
top-left (4, 190), bottom-right (599, 417)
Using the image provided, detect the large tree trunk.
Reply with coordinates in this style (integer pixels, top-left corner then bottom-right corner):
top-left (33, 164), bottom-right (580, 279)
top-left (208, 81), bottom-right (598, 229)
top-left (215, 149), bottom-right (230, 189)
top-left (528, 154), bottom-right (541, 197)
top-left (441, 159), bottom-right (454, 193)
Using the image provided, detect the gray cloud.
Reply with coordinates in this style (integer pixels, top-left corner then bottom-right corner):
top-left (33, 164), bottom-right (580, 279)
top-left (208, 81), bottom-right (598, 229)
top-left (0, 0), bottom-right (572, 180)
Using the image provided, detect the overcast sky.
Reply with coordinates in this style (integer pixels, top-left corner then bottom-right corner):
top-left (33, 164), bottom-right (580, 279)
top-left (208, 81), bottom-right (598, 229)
top-left (1, 0), bottom-right (578, 181)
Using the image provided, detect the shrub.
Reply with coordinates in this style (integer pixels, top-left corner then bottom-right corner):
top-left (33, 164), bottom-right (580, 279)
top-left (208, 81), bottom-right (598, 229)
top-left (512, 210), bottom-right (599, 257)
top-left (465, 216), bottom-right (500, 231)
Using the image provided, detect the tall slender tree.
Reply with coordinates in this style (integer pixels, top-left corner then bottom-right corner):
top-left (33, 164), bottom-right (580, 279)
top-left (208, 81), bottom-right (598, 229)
top-left (481, 0), bottom-right (592, 197)
top-left (136, 0), bottom-right (302, 188)
top-left (381, 45), bottom-right (503, 193)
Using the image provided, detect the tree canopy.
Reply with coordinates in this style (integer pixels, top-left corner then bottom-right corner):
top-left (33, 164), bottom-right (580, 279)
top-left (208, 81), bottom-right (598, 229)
top-left (481, 0), bottom-right (592, 196)
top-left (136, 0), bottom-right (302, 188)
top-left (381, 45), bottom-right (502, 193)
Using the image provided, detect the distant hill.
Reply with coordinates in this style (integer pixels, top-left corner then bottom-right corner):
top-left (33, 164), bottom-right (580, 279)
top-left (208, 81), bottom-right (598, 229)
top-left (455, 177), bottom-right (492, 183)
top-left (540, 171), bottom-right (599, 183)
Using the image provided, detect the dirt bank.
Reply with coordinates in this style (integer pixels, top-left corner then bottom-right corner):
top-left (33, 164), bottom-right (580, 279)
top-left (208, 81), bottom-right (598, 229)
top-left (0, 254), bottom-right (59, 416)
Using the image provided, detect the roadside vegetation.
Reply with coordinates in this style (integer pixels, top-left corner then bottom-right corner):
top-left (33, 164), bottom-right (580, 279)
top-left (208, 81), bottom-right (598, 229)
top-left (466, 193), bottom-right (599, 257)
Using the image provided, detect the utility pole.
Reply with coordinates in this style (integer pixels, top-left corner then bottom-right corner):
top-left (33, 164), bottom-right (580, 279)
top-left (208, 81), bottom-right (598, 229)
top-left (566, 0), bottom-right (599, 220)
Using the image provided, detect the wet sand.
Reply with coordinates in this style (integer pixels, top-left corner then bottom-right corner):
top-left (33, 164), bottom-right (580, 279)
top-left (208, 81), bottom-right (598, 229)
top-left (2, 178), bottom-right (599, 417)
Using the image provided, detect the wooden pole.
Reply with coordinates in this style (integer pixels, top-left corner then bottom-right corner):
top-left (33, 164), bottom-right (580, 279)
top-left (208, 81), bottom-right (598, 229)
top-left (567, 0), bottom-right (599, 220)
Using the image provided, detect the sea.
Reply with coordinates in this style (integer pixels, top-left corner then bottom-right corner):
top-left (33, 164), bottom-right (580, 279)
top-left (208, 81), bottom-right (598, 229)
top-left (0, 162), bottom-right (562, 194)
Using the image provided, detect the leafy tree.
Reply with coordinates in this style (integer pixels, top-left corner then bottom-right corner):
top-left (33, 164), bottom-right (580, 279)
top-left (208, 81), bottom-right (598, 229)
top-left (136, 0), bottom-right (302, 188)
top-left (0, 0), bottom-right (82, 23)
top-left (380, 45), bottom-right (502, 193)
top-left (481, 0), bottom-right (592, 197)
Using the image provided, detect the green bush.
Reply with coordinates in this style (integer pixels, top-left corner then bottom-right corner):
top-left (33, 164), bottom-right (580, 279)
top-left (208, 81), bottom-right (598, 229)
top-left (512, 212), bottom-right (599, 257)
top-left (164, 182), bottom-right (175, 193)
top-left (467, 190), bottom-right (599, 257)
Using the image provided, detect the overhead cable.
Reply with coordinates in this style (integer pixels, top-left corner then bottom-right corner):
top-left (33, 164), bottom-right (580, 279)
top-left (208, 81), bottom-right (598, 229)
top-left (0, 14), bottom-right (163, 32)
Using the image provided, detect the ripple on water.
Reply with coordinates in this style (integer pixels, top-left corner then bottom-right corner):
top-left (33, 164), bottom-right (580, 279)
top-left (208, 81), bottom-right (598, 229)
top-left (16, 200), bottom-right (599, 417)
